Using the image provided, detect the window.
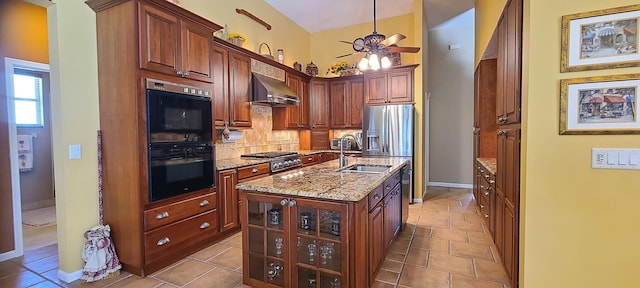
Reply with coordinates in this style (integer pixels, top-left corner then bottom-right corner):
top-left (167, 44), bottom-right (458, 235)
top-left (13, 69), bottom-right (45, 127)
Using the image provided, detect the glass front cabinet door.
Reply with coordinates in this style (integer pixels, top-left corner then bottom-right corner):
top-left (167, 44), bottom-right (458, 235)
top-left (242, 192), bottom-right (349, 288)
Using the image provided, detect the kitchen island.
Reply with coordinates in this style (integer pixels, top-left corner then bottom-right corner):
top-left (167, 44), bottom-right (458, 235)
top-left (237, 157), bottom-right (409, 288)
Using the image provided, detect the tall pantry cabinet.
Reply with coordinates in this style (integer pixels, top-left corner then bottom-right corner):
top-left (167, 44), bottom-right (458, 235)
top-left (473, 0), bottom-right (521, 287)
top-left (495, 1), bottom-right (521, 287)
top-left (86, 0), bottom-right (223, 276)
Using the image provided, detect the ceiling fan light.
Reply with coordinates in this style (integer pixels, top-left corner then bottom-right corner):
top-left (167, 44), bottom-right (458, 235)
top-left (358, 57), bottom-right (369, 71)
top-left (381, 56), bottom-right (392, 69)
top-left (369, 54), bottom-right (380, 70)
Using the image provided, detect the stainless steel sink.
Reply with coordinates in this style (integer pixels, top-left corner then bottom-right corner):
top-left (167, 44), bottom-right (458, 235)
top-left (339, 164), bottom-right (391, 173)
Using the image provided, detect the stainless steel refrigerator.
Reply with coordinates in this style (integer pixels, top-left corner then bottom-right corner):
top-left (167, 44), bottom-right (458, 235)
top-left (363, 104), bottom-right (414, 226)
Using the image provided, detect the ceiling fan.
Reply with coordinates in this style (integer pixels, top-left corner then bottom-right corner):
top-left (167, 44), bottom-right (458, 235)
top-left (336, 0), bottom-right (420, 70)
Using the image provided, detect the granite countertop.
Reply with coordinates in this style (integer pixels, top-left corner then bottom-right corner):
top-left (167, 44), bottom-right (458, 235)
top-left (297, 150), bottom-right (362, 155)
top-left (235, 157), bottom-right (409, 202)
top-left (216, 158), bottom-right (271, 171)
top-left (477, 158), bottom-right (497, 175)
top-left (216, 150), bottom-right (363, 170)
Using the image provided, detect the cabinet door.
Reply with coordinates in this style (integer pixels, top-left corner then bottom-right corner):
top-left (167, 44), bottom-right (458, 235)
top-left (347, 79), bottom-right (364, 128)
top-left (211, 43), bottom-right (229, 127)
top-left (180, 20), bottom-right (213, 82)
top-left (329, 81), bottom-right (347, 129)
top-left (229, 52), bottom-right (252, 127)
top-left (299, 79), bottom-right (311, 128)
top-left (138, 3), bottom-right (180, 76)
top-left (290, 198), bottom-right (349, 288)
top-left (242, 192), bottom-right (290, 287)
top-left (286, 73), bottom-right (302, 128)
top-left (387, 70), bottom-right (414, 104)
top-left (219, 170), bottom-right (238, 232)
top-left (496, 16), bottom-right (507, 124)
top-left (364, 74), bottom-right (387, 105)
top-left (310, 130), bottom-right (330, 150)
top-left (310, 80), bottom-right (330, 129)
top-left (504, 201), bottom-right (517, 288)
top-left (368, 202), bottom-right (384, 285)
top-left (499, 128), bottom-right (520, 209)
top-left (504, 0), bottom-right (522, 124)
top-left (494, 192), bottom-right (505, 256)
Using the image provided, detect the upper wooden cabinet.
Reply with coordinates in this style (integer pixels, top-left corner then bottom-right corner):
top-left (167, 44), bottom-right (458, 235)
top-left (364, 65), bottom-right (417, 105)
top-left (212, 42), bottom-right (252, 128)
top-left (228, 52), bottom-right (252, 127)
top-left (329, 77), bottom-right (363, 129)
top-left (272, 73), bottom-right (311, 130)
top-left (138, 2), bottom-right (215, 83)
top-left (496, 0), bottom-right (521, 125)
top-left (310, 79), bottom-right (330, 129)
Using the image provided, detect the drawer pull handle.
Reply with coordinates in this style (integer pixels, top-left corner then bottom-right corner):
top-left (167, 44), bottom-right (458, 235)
top-left (480, 185), bottom-right (485, 189)
top-left (485, 174), bottom-right (490, 179)
top-left (200, 222), bottom-right (211, 229)
top-left (252, 168), bottom-right (258, 173)
top-left (157, 237), bottom-right (170, 246)
top-left (280, 199), bottom-right (289, 206)
top-left (308, 157), bottom-right (313, 161)
top-left (156, 212), bottom-right (169, 220)
top-left (489, 180), bottom-right (495, 184)
top-left (288, 200), bottom-right (296, 207)
top-left (374, 194), bottom-right (380, 200)
top-left (484, 191), bottom-right (490, 196)
top-left (480, 204), bottom-right (485, 209)
top-left (484, 214), bottom-right (490, 218)
top-left (199, 200), bottom-right (210, 207)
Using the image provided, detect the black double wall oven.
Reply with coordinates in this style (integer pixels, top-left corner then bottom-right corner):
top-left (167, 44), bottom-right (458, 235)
top-left (146, 79), bottom-right (215, 202)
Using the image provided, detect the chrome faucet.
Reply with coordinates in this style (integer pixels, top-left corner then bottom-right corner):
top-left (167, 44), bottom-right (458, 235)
top-left (339, 134), bottom-right (356, 168)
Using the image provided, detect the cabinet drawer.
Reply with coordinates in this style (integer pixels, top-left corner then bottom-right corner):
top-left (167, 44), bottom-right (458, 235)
top-left (237, 163), bottom-right (270, 180)
top-left (145, 210), bottom-right (218, 264)
top-left (382, 171), bottom-right (401, 196)
top-left (368, 185), bottom-right (384, 211)
top-left (301, 154), bottom-right (319, 166)
top-left (144, 193), bottom-right (217, 231)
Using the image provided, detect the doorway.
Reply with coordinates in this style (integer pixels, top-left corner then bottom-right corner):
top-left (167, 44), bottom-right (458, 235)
top-left (4, 58), bottom-right (55, 253)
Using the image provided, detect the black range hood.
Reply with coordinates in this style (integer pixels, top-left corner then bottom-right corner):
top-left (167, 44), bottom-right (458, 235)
top-left (251, 73), bottom-right (300, 107)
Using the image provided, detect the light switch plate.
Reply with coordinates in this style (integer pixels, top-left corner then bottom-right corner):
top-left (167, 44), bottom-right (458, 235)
top-left (592, 148), bottom-right (640, 170)
top-left (69, 144), bottom-right (82, 160)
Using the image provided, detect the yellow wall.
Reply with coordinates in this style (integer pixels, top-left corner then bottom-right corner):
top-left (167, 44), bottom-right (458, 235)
top-left (46, 0), bottom-right (101, 273)
top-left (0, 0), bottom-right (49, 63)
top-left (474, 0), bottom-right (507, 65)
top-left (181, 0), bottom-right (310, 69)
top-left (477, 0), bottom-right (640, 286)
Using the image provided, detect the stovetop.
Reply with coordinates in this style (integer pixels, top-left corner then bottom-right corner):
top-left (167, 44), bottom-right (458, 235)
top-left (241, 151), bottom-right (298, 158)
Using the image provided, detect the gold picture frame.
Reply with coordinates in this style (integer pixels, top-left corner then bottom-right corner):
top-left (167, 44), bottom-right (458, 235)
top-left (560, 73), bottom-right (640, 135)
top-left (560, 4), bottom-right (640, 72)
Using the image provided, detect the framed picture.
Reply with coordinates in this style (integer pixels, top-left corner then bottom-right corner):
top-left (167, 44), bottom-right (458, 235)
top-left (560, 74), bottom-right (640, 135)
top-left (561, 4), bottom-right (640, 72)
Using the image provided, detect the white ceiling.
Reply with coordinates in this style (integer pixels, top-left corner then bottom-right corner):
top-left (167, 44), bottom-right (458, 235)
top-left (264, 0), bottom-right (474, 33)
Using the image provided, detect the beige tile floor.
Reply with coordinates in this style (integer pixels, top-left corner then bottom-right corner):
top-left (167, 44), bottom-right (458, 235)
top-left (0, 187), bottom-right (510, 288)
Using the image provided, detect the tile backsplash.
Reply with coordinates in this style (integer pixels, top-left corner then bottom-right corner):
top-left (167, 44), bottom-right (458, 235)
top-left (215, 105), bottom-right (299, 160)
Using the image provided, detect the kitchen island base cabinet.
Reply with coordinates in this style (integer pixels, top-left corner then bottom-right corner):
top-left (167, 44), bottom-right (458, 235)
top-left (240, 170), bottom-right (403, 288)
top-left (241, 192), bottom-right (350, 288)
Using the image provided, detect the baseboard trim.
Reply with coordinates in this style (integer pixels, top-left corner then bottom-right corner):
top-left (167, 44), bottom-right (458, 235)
top-left (427, 182), bottom-right (473, 189)
top-left (57, 269), bottom-right (82, 283)
top-left (0, 250), bottom-right (19, 262)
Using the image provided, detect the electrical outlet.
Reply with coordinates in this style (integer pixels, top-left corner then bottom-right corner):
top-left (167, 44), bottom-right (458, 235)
top-left (592, 148), bottom-right (640, 170)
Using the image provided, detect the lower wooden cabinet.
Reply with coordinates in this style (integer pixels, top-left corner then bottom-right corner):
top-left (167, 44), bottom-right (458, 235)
top-left (218, 169), bottom-right (239, 232)
top-left (241, 192), bottom-right (349, 288)
top-left (144, 210), bottom-right (218, 263)
top-left (240, 170), bottom-right (402, 288)
top-left (368, 199), bottom-right (384, 285)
